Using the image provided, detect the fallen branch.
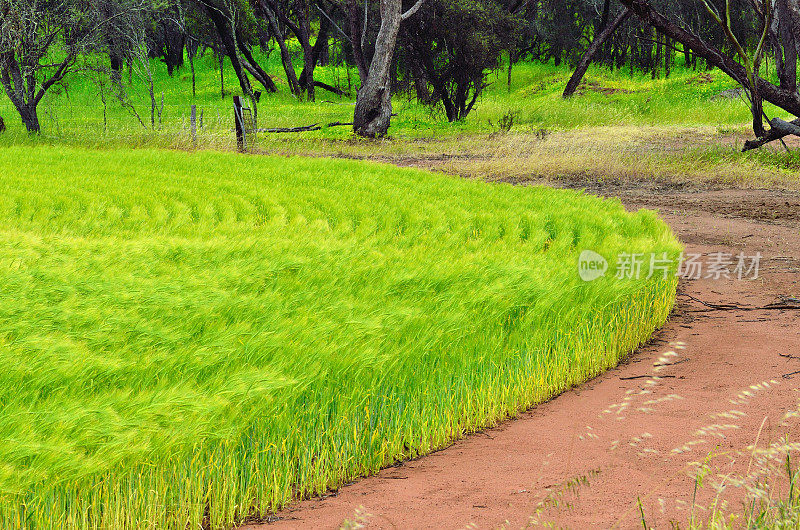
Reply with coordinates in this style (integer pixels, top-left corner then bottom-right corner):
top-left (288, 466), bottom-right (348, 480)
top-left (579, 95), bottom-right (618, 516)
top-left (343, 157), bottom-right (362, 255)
top-left (679, 293), bottom-right (800, 311)
top-left (258, 124), bottom-right (321, 133)
top-left (255, 121), bottom-right (354, 133)
top-left (620, 375), bottom-right (677, 380)
top-left (743, 117), bottom-right (800, 151)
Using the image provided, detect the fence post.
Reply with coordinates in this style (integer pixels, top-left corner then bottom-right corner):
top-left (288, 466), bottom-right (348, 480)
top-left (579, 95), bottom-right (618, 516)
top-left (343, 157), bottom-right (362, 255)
top-left (158, 92), bottom-right (165, 127)
top-left (190, 105), bottom-right (197, 147)
top-left (233, 96), bottom-right (246, 152)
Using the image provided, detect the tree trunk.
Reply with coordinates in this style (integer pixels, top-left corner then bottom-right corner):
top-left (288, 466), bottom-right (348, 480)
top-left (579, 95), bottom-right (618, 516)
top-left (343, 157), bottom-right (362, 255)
top-left (353, 0), bottom-right (402, 138)
top-left (787, 0), bottom-right (800, 56)
top-left (203, 4), bottom-right (253, 99)
top-left (347, 0), bottom-right (370, 83)
top-left (163, 27), bottom-right (186, 76)
top-left (299, 17), bottom-right (331, 97)
top-left (189, 52), bottom-right (197, 98)
top-left (219, 54), bottom-right (225, 98)
top-left (237, 35), bottom-right (278, 93)
top-left (20, 105), bottom-right (40, 134)
top-left (653, 31), bottom-right (662, 79)
top-left (263, 6), bottom-right (302, 96)
top-left (563, 9), bottom-right (631, 98)
top-left (295, 0), bottom-right (316, 101)
top-left (777, 0), bottom-right (798, 93)
top-left (599, 0), bottom-right (612, 63)
top-left (109, 50), bottom-right (124, 83)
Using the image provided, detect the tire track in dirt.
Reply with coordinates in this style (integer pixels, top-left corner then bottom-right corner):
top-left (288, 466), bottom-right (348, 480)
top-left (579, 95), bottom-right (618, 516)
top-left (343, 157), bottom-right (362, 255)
top-left (244, 186), bottom-right (800, 529)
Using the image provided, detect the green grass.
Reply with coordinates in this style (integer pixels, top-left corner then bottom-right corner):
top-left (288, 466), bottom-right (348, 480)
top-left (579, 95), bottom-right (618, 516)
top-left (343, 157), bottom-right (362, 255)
top-left (5, 51), bottom-right (799, 189)
top-left (0, 50), bottom-right (780, 145)
top-left (0, 145), bottom-right (680, 528)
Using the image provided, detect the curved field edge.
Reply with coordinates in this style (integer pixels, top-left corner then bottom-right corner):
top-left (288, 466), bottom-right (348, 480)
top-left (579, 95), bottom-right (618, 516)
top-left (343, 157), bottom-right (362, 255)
top-left (0, 147), bottom-right (681, 528)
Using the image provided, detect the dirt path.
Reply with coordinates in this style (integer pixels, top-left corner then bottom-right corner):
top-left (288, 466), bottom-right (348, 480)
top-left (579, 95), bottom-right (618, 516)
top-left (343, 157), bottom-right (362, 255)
top-left (246, 185), bottom-right (799, 529)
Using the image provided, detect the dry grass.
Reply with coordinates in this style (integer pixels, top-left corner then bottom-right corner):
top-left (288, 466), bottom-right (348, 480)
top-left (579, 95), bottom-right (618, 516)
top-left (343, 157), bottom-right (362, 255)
top-left (225, 126), bottom-right (800, 193)
top-left (418, 127), bottom-right (800, 192)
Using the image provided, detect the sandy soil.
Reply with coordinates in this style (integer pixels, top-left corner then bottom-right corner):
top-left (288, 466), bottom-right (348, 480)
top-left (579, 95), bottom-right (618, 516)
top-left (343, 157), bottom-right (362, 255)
top-left (245, 184), bottom-right (800, 529)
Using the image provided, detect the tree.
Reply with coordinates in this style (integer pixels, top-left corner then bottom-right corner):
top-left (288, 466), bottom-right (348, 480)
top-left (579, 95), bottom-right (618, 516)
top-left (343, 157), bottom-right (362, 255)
top-left (147, 0), bottom-right (189, 76)
top-left (564, 8), bottom-right (632, 98)
top-left (192, 0), bottom-right (277, 99)
top-left (0, 0), bottom-right (144, 133)
top-left (351, 0), bottom-right (426, 138)
top-left (618, 0), bottom-right (800, 148)
top-left (258, 0), bottom-right (341, 100)
top-left (400, 0), bottom-right (516, 122)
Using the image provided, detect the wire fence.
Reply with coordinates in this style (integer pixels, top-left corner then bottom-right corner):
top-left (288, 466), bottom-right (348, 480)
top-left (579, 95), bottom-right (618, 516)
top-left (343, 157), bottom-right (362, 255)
top-left (1, 95), bottom-right (358, 153)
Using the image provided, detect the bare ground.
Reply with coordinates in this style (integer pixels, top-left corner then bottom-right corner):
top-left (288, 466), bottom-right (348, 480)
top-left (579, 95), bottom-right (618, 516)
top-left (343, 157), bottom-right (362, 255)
top-left (244, 160), bottom-right (800, 529)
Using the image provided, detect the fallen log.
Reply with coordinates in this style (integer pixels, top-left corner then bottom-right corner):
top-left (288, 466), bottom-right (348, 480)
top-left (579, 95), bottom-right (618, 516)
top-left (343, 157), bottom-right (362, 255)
top-left (312, 81), bottom-right (349, 97)
top-left (254, 121), bottom-right (354, 134)
top-left (770, 117), bottom-right (800, 136)
top-left (742, 117), bottom-right (800, 151)
top-left (257, 124), bottom-right (322, 133)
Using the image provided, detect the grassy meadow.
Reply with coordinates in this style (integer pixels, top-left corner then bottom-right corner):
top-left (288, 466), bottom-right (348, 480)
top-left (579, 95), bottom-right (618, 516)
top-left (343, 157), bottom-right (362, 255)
top-left (0, 145), bottom-right (681, 527)
top-left (0, 48), bottom-right (783, 144)
top-left (2, 49), bottom-right (799, 190)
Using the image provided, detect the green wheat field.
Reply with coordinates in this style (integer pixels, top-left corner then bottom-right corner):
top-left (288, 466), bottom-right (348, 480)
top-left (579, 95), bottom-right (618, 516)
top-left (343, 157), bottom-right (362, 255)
top-left (0, 146), bottom-right (680, 527)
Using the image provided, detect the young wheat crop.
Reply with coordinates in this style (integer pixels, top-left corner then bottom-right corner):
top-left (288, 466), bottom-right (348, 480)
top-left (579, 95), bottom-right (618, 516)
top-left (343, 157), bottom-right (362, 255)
top-left (0, 146), bottom-right (681, 528)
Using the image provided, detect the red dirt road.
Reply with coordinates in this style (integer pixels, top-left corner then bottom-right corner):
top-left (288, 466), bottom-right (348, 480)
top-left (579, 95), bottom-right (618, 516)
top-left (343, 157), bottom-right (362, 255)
top-left (246, 188), bottom-right (800, 529)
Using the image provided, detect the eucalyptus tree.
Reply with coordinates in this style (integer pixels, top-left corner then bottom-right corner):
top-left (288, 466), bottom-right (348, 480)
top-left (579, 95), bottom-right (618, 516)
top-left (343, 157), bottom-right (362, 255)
top-left (257, 0), bottom-right (339, 100)
top-left (146, 0), bottom-right (189, 76)
top-left (350, 0), bottom-right (426, 138)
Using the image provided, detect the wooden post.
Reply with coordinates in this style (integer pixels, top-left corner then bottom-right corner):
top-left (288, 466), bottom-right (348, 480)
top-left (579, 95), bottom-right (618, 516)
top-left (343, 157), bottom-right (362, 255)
top-left (233, 96), bottom-right (246, 152)
top-left (190, 105), bottom-right (197, 147)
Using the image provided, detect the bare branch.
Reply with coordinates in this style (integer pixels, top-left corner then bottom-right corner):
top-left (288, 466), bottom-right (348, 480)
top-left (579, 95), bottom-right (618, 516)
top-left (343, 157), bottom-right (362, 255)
top-left (401, 0), bottom-right (426, 21)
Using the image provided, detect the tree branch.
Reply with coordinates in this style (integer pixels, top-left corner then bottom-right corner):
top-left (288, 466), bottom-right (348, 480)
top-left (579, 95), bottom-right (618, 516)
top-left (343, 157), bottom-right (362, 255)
top-left (619, 0), bottom-right (800, 116)
top-left (401, 0), bottom-right (426, 21)
top-left (743, 118), bottom-right (800, 150)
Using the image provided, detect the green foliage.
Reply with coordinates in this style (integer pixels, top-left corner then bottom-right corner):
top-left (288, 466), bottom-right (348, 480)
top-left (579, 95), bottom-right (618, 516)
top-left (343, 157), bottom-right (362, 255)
top-left (0, 146), bottom-right (680, 527)
top-left (400, 0), bottom-right (516, 121)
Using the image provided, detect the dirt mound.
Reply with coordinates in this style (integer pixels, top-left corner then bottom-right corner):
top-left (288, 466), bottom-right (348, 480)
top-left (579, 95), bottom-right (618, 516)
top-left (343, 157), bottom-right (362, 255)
top-left (687, 72), bottom-right (715, 85)
top-left (575, 79), bottom-right (633, 96)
